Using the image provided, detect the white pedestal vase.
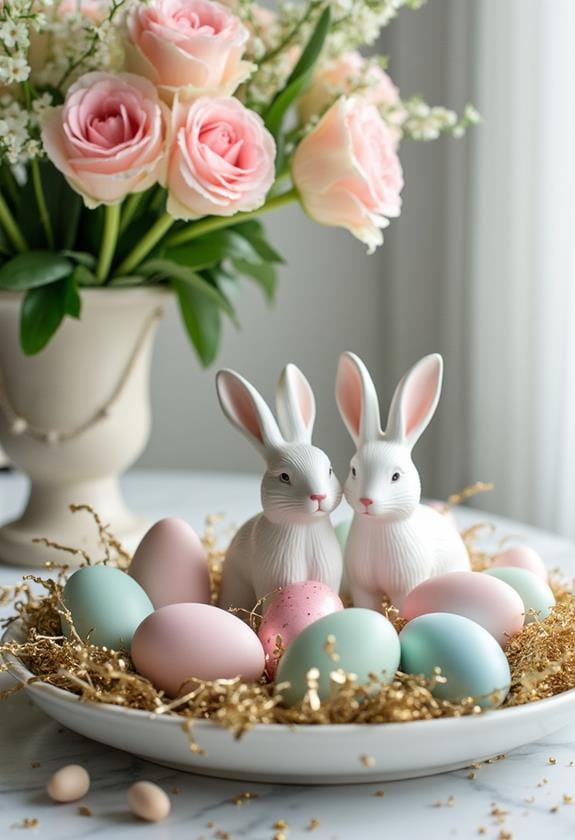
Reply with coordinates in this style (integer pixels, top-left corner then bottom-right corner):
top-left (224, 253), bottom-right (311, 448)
top-left (0, 287), bottom-right (167, 568)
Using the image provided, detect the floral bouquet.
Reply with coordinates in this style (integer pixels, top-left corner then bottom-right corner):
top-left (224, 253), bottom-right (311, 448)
top-left (0, 0), bottom-right (478, 364)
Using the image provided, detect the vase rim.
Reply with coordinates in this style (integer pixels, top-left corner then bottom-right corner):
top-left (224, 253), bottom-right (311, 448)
top-left (0, 286), bottom-right (171, 306)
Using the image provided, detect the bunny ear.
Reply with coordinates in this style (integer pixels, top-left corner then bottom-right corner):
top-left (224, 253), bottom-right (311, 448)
top-left (335, 352), bottom-right (382, 445)
top-left (385, 354), bottom-right (443, 448)
top-left (275, 364), bottom-right (316, 444)
top-left (216, 369), bottom-right (284, 457)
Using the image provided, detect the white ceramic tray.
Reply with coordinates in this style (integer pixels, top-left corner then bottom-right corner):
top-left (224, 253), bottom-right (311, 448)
top-left (4, 619), bottom-right (575, 784)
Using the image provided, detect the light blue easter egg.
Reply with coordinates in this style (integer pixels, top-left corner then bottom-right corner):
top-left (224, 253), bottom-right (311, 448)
top-left (62, 565), bottom-right (154, 650)
top-left (484, 566), bottom-right (555, 624)
top-left (335, 518), bottom-right (352, 550)
top-left (399, 613), bottom-right (511, 708)
top-left (276, 608), bottom-right (400, 706)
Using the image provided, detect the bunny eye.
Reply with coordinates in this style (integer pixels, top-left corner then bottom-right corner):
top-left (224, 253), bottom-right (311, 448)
top-left (329, 467), bottom-right (333, 477)
top-left (391, 472), bottom-right (401, 482)
top-left (351, 466), bottom-right (357, 478)
top-left (279, 472), bottom-right (291, 484)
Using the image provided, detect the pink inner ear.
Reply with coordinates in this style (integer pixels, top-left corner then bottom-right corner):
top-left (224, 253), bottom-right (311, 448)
top-left (294, 373), bottom-right (314, 428)
top-left (336, 357), bottom-right (362, 438)
top-left (224, 379), bottom-right (264, 444)
top-left (402, 357), bottom-right (440, 439)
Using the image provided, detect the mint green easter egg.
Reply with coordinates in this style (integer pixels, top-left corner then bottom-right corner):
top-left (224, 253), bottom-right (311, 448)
top-left (276, 608), bottom-right (400, 706)
top-left (399, 613), bottom-right (511, 708)
top-left (335, 518), bottom-right (352, 550)
top-left (484, 566), bottom-right (555, 624)
top-left (62, 565), bottom-right (154, 650)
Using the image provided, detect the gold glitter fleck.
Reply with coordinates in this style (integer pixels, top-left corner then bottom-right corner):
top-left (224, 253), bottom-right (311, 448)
top-left (468, 772), bottom-right (476, 780)
top-left (232, 792), bottom-right (259, 806)
top-left (30, 762), bottom-right (40, 769)
top-left (478, 828), bottom-right (486, 836)
top-left (215, 831), bottom-right (230, 840)
top-left (172, 786), bottom-right (180, 795)
top-left (373, 790), bottom-right (385, 797)
top-left (549, 757), bottom-right (558, 765)
top-left (307, 818), bottom-right (321, 831)
top-left (447, 795), bottom-right (455, 807)
top-left (563, 794), bottom-right (574, 804)
top-left (550, 805), bottom-right (559, 813)
top-left (77, 806), bottom-right (92, 817)
top-left (21, 818), bottom-right (39, 829)
top-left (498, 832), bottom-right (513, 840)
top-left (360, 754), bottom-right (375, 768)
top-left (323, 635), bottom-right (340, 663)
top-left (273, 820), bottom-right (288, 830)
top-left (273, 834), bottom-right (287, 840)
top-left (525, 796), bottom-right (535, 803)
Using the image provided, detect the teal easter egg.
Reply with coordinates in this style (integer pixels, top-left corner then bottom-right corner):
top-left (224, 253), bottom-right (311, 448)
top-left (62, 565), bottom-right (154, 650)
top-left (335, 518), bottom-right (352, 550)
top-left (276, 608), bottom-right (400, 706)
top-left (399, 613), bottom-right (511, 708)
top-left (484, 566), bottom-right (555, 624)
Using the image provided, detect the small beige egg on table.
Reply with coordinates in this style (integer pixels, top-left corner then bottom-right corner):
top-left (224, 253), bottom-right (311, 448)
top-left (46, 765), bottom-right (90, 803)
top-left (128, 781), bottom-right (171, 822)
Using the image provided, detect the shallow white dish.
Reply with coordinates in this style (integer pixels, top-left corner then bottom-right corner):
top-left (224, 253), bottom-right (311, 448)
top-left (4, 619), bottom-right (575, 785)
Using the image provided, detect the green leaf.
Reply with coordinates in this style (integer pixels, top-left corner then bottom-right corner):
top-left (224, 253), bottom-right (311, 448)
top-left (174, 278), bottom-right (222, 367)
top-left (20, 282), bottom-right (67, 355)
top-left (232, 220), bottom-right (284, 264)
top-left (63, 274), bottom-right (81, 318)
top-left (232, 257), bottom-right (277, 301)
top-left (164, 229), bottom-right (262, 271)
top-left (61, 250), bottom-right (96, 269)
top-left (264, 6), bottom-right (331, 139)
top-left (68, 263), bottom-right (99, 286)
top-left (139, 259), bottom-right (237, 322)
top-left (16, 161), bottom-right (83, 250)
top-left (109, 274), bottom-right (149, 287)
top-left (0, 251), bottom-right (73, 290)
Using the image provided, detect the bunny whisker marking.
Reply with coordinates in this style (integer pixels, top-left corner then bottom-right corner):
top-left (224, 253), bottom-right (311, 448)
top-left (336, 352), bottom-right (470, 612)
top-left (216, 363), bottom-right (343, 614)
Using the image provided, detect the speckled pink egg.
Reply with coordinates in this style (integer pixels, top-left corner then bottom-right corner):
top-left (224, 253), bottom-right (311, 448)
top-left (258, 580), bottom-right (344, 677)
top-left (129, 518), bottom-right (210, 609)
top-left (402, 571), bottom-right (524, 646)
top-left (131, 603), bottom-right (265, 697)
top-left (425, 500), bottom-right (458, 530)
top-left (491, 546), bottom-right (548, 582)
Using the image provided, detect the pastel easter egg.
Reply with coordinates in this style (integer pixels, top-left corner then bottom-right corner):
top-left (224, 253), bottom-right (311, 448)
top-left (129, 517), bottom-right (210, 608)
top-left (131, 603), bottom-right (265, 697)
top-left (400, 613), bottom-right (511, 708)
top-left (62, 565), bottom-right (153, 650)
top-left (402, 571), bottom-right (524, 646)
top-left (490, 546), bottom-right (548, 582)
top-left (425, 500), bottom-right (458, 530)
top-left (484, 567), bottom-right (555, 624)
top-left (259, 580), bottom-right (344, 677)
top-left (276, 608), bottom-right (400, 706)
top-left (335, 518), bottom-right (352, 550)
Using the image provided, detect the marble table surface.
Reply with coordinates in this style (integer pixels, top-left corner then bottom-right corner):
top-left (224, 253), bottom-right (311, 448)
top-left (2, 469), bottom-right (575, 839)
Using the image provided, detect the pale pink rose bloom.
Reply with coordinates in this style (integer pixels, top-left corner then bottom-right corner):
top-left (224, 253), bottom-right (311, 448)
top-left (41, 72), bottom-right (167, 208)
top-left (298, 51), bottom-right (405, 143)
top-left (165, 95), bottom-right (276, 220)
top-left (292, 96), bottom-right (404, 253)
top-left (125, 0), bottom-right (254, 101)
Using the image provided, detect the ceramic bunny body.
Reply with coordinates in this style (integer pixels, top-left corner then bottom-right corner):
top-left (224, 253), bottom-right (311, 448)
top-left (216, 364), bottom-right (343, 613)
top-left (336, 352), bottom-right (469, 611)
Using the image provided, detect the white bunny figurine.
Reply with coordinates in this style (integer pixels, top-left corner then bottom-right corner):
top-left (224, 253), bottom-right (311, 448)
top-left (335, 352), bottom-right (469, 612)
top-left (216, 364), bottom-right (343, 613)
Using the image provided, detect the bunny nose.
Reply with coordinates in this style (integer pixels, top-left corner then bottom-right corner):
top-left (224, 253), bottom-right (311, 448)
top-left (310, 494), bottom-right (327, 501)
top-left (360, 497), bottom-right (373, 507)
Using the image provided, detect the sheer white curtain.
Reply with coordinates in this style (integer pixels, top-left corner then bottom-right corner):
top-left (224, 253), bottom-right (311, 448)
top-left (387, 0), bottom-right (575, 536)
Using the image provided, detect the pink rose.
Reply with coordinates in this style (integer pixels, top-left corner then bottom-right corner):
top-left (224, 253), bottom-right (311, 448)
top-left (41, 72), bottom-right (167, 208)
top-left (165, 95), bottom-right (276, 220)
top-left (292, 96), bottom-right (403, 253)
top-left (125, 0), bottom-right (254, 100)
top-left (298, 52), bottom-right (405, 143)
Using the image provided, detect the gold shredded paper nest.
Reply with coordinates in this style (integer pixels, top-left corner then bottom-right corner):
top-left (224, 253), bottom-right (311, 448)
top-left (1, 489), bottom-right (575, 746)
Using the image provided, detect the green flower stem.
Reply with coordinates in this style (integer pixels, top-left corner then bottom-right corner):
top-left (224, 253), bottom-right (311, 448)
top-left (167, 188), bottom-right (299, 248)
top-left (96, 203), bottom-right (121, 283)
top-left (0, 191), bottom-right (27, 253)
top-left (30, 159), bottom-right (54, 250)
top-left (119, 192), bottom-right (146, 234)
top-left (114, 211), bottom-right (174, 277)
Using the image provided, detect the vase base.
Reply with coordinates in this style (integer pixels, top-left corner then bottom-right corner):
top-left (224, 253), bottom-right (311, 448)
top-left (0, 478), bottom-right (148, 569)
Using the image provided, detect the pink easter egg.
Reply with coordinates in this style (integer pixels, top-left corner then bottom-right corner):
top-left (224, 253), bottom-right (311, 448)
top-left (425, 500), bottom-right (458, 530)
top-left (491, 546), bottom-right (548, 582)
top-left (258, 580), bottom-right (344, 677)
top-left (402, 571), bottom-right (524, 646)
top-left (131, 603), bottom-right (265, 697)
top-left (129, 518), bottom-right (210, 609)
